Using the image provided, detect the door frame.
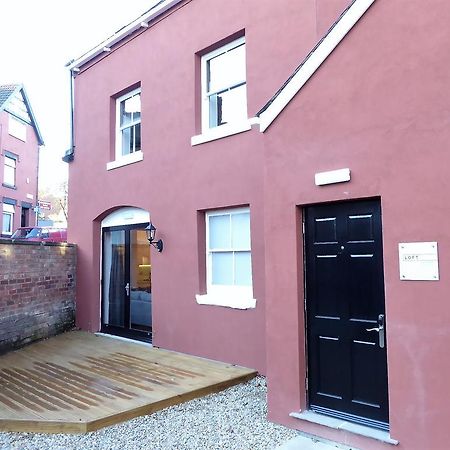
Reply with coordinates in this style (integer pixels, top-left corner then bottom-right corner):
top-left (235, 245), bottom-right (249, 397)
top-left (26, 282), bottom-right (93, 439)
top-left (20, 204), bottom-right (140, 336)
top-left (100, 222), bottom-right (152, 342)
top-left (302, 198), bottom-right (389, 430)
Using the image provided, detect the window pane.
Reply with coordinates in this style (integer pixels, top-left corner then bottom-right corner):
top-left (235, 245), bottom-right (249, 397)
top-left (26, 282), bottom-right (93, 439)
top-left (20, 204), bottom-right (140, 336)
top-left (208, 43), bottom-right (245, 93)
top-left (2, 213), bottom-right (12, 233)
top-left (120, 100), bottom-right (132, 127)
top-left (231, 212), bottom-right (250, 248)
top-left (209, 93), bottom-right (220, 128)
top-left (4, 165), bottom-right (15, 186)
top-left (234, 251), bottom-right (252, 286)
top-left (209, 214), bottom-right (230, 249)
top-left (102, 230), bottom-right (126, 328)
top-left (221, 84), bottom-right (247, 126)
top-left (121, 127), bottom-right (132, 156)
top-left (131, 94), bottom-right (141, 122)
top-left (5, 156), bottom-right (15, 168)
top-left (209, 84), bottom-right (247, 127)
top-left (211, 252), bottom-right (233, 285)
top-left (8, 115), bottom-right (27, 141)
top-left (134, 123), bottom-right (141, 152)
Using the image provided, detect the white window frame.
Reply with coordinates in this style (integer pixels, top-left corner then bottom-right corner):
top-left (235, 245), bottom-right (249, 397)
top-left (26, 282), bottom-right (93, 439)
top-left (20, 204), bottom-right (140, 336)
top-left (200, 37), bottom-right (248, 134)
top-left (196, 206), bottom-right (256, 309)
top-left (3, 154), bottom-right (17, 187)
top-left (114, 88), bottom-right (142, 164)
top-left (8, 114), bottom-right (27, 142)
top-left (2, 204), bottom-right (15, 235)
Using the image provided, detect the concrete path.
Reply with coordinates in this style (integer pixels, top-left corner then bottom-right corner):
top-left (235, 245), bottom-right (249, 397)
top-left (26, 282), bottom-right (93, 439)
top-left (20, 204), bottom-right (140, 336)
top-left (276, 433), bottom-right (359, 450)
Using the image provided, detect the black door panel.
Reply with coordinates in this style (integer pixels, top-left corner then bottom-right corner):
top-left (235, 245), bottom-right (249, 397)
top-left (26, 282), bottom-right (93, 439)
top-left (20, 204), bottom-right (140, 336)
top-left (305, 199), bottom-right (389, 429)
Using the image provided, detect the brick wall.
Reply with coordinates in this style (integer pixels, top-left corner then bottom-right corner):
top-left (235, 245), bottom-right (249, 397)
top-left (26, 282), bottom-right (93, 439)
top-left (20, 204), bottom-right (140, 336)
top-left (0, 240), bottom-right (76, 354)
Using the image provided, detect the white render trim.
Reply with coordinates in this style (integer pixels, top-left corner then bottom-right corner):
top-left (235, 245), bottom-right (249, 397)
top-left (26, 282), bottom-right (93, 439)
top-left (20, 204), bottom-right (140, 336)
top-left (315, 168), bottom-right (351, 186)
top-left (258, 0), bottom-right (376, 132)
top-left (106, 150), bottom-right (143, 171)
top-left (67, 0), bottom-right (183, 70)
top-left (191, 120), bottom-right (252, 146)
top-left (196, 293), bottom-right (256, 310)
top-left (101, 207), bottom-right (150, 228)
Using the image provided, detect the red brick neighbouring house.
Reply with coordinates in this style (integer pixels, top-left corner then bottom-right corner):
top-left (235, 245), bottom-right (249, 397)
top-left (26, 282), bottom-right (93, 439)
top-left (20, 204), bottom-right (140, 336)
top-left (0, 84), bottom-right (43, 236)
top-left (65, 1), bottom-right (450, 448)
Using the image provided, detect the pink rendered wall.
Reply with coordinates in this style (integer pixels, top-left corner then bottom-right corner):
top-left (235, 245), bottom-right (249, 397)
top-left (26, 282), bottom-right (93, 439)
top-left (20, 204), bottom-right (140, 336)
top-left (69, 0), bottom-right (347, 373)
top-left (263, 0), bottom-right (450, 448)
top-left (0, 111), bottom-right (39, 233)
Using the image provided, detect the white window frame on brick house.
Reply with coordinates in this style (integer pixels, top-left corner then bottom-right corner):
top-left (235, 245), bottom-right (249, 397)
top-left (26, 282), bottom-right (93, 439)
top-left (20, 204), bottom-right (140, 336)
top-left (108, 88), bottom-right (143, 170)
top-left (3, 153), bottom-right (17, 188)
top-left (192, 37), bottom-right (250, 146)
top-left (196, 206), bottom-right (256, 309)
top-left (8, 114), bottom-right (27, 142)
top-left (2, 203), bottom-right (15, 235)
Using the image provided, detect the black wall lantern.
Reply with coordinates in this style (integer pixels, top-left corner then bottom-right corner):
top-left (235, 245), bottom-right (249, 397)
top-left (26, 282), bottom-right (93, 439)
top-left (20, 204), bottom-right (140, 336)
top-left (145, 222), bottom-right (163, 252)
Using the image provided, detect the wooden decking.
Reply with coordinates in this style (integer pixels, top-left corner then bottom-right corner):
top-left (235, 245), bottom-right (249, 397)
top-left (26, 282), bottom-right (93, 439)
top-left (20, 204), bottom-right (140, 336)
top-left (0, 331), bottom-right (256, 434)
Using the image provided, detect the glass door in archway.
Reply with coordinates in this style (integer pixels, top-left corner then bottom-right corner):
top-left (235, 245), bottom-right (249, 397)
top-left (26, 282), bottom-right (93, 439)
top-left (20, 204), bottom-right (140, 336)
top-left (101, 224), bottom-right (152, 341)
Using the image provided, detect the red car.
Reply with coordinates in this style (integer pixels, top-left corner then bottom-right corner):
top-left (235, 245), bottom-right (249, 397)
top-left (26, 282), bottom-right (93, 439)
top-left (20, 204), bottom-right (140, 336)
top-left (11, 227), bottom-right (67, 243)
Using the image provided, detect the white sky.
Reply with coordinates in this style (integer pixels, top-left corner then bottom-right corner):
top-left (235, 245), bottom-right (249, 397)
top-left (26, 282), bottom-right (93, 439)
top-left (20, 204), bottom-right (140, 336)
top-left (0, 0), bottom-right (154, 191)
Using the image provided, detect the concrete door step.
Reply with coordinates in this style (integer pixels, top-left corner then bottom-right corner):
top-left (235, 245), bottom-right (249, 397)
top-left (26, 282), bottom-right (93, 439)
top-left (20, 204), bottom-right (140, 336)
top-left (276, 432), bottom-right (360, 450)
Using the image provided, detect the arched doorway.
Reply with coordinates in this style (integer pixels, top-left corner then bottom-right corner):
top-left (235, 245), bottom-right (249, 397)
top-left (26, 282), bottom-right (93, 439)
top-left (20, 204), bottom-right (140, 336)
top-left (101, 207), bottom-right (152, 342)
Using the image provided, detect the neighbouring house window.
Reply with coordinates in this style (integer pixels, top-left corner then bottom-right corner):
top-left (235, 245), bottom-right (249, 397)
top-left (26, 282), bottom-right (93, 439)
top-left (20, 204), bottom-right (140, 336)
top-left (201, 37), bottom-right (247, 131)
top-left (8, 114), bottom-right (27, 141)
top-left (3, 155), bottom-right (16, 187)
top-left (196, 207), bottom-right (255, 309)
top-left (116, 89), bottom-right (141, 160)
top-left (2, 203), bottom-right (15, 235)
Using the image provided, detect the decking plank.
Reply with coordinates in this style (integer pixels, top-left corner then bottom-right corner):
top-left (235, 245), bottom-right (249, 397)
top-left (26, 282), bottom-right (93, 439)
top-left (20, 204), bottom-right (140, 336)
top-left (0, 331), bottom-right (256, 434)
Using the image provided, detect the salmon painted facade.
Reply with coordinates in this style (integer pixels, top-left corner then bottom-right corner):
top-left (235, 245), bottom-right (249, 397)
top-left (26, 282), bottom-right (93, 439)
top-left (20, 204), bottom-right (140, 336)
top-left (66, 1), bottom-right (450, 448)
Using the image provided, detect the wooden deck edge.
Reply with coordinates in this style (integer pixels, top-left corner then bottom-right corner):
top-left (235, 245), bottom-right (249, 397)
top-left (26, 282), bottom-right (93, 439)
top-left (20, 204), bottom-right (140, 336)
top-left (0, 370), bottom-right (257, 435)
top-left (86, 370), bottom-right (258, 433)
top-left (0, 419), bottom-right (88, 434)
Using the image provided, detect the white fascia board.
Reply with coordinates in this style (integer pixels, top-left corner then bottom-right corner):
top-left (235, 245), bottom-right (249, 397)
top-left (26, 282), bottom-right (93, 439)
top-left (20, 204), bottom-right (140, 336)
top-left (67, 0), bottom-right (183, 70)
top-left (258, 0), bottom-right (376, 133)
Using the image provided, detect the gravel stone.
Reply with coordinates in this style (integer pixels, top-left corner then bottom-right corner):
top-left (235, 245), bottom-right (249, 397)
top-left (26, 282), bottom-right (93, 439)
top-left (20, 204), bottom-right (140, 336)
top-left (0, 376), bottom-right (299, 450)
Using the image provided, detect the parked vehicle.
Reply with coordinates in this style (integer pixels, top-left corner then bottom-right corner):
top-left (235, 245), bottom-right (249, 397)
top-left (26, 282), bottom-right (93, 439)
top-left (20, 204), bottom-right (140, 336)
top-left (11, 227), bottom-right (67, 243)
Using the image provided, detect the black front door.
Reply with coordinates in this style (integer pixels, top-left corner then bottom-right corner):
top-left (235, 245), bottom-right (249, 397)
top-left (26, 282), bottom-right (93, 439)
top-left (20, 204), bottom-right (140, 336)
top-left (305, 199), bottom-right (389, 430)
top-left (101, 224), bottom-right (152, 342)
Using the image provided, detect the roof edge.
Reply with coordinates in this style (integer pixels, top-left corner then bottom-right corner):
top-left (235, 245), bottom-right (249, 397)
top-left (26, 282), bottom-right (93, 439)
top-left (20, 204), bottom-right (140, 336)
top-left (67, 0), bottom-right (183, 70)
top-left (0, 84), bottom-right (44, 146)
top-left (0, 84), bottom-right (22, 113)
top-left (257, 0), bottom-right (376, 133)
top-left (20, 86), bottom-right (45, 146)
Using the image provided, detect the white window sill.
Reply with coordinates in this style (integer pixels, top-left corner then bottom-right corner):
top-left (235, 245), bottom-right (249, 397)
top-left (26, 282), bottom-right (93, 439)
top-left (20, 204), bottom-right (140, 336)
top-left (191, 119), bottom-right (257, 146)
top-left (106, 151), bottom-right (143, 171)
top-left (196, 291), bottom-right (256, 310)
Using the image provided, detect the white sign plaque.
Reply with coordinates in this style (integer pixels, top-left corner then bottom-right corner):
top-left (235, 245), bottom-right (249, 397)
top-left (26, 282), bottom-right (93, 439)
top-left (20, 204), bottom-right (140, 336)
top-left (315, 168), bottom-right (350, 186)
top-left (398, 242), bottom-right (439, 281)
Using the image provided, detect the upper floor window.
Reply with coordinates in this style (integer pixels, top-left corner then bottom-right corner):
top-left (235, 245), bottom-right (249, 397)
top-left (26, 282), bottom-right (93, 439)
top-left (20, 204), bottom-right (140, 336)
top-left (3, 154), bottom-right (17, 187)
top-left (201, 37), bottom-right (247, 132)
top-left (8, 115), bottom-right (27, 142)
top-left (116, 89), bottom-right (141, 160)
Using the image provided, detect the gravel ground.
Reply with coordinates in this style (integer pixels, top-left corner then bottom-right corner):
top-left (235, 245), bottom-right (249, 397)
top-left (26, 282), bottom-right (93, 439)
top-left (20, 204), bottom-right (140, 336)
top-left (0, 376), bottom-right (299, 450)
